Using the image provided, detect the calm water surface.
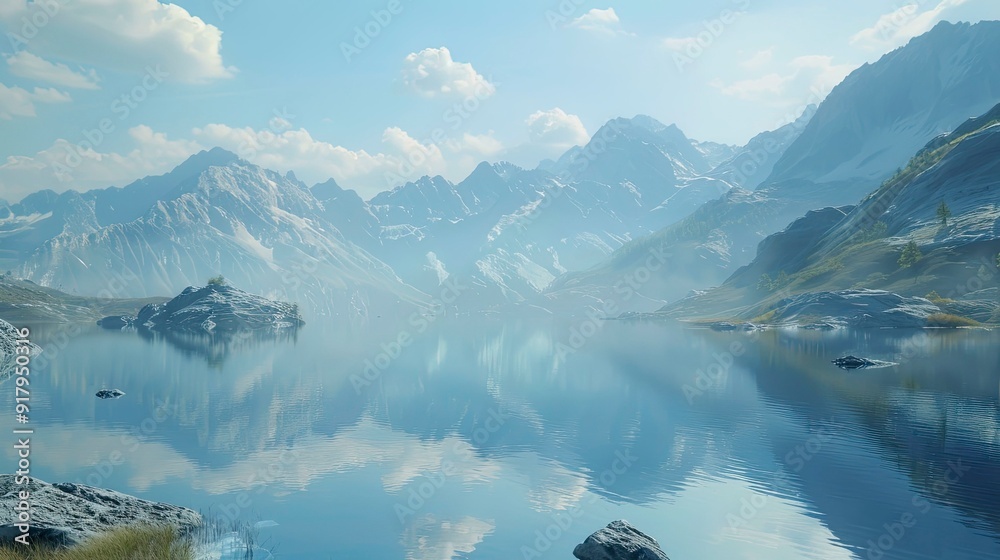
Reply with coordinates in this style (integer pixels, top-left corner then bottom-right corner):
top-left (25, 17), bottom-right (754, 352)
top-left (9, 318), bottom-right (1000, 559)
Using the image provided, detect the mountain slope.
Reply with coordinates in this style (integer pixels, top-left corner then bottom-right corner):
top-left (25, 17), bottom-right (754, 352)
top-left (548, 20), bottom-right (1000, 313)
top-left (662, 103), bottom-right (1000, 324)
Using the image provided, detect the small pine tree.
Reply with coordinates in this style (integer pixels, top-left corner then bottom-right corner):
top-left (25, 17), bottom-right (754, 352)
top-left (936, 201), bottom-right (952, 227)
top-left (898, 241), bottom-right (922, 269)
top-left (774, 270), bottom-right (789, 288)
top-left (207, 275), bottom-right (226, 286)
top-left (757, 273), bottom-right (773, 291)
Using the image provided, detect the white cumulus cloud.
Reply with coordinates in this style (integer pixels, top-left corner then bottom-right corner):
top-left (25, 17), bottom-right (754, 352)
top-left (0, 121), bottom-right (511, 201)
top-left (0, 0), bottom-right (235, 83)
top-left (400, 47), bottom-right (495, 99)
top-left (526, 108), bottom-right (590, 150)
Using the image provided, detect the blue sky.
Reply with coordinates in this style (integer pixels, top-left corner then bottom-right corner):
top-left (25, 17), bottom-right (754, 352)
top-left (1, 0), bottom-right (999, 201)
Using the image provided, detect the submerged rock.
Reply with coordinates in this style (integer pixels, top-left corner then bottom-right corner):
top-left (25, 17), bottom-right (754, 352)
top-left (831, 355), bottom-right (896, 370)
top-left (573, 520), bottom-right (671, 560)
top-left (95, 389), bottom-right (126, 399)
top-left (135, 284), bottom-right (304, 335)
top-left (0, 475), bottom-right (201, 548)
top-left (832, 355), bottom-right (876, 369)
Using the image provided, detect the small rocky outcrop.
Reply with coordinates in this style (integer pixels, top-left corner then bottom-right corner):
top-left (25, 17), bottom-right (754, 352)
top-left (95, 389), bottom-right (125, 399)
top-left (99, 284), bottom-right (304, 335)
top-left (0, 475), bottom-right (201, 548)
top-left (573, 520), bottom-right (671, 560)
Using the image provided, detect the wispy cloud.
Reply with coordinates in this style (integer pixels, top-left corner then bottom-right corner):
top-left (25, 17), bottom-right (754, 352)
top-left (568, 8), bottom-right (632, 36)
top-left (5, 52), bottom-right (100, 90)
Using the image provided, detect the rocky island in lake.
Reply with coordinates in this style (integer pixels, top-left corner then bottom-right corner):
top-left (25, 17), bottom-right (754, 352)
top-left (99, 281), bottom-right (305, 335)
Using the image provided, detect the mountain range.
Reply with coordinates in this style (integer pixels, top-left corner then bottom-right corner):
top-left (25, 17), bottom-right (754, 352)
top-left (1, 20), bottom-right (999, 322)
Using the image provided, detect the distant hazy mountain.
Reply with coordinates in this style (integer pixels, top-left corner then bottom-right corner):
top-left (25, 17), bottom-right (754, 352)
top-left (549, 21), bottom-right (1000, 313)
top-left (707, 105), bottom-right (816, 190)
top-left (363, 115), bottom-right (755, 308)
top-left (5, 149), bottom-right (428, 318)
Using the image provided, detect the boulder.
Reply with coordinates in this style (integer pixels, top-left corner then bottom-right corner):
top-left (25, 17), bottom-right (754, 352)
top-left (573, 520), bottom-right (671, 560)
top-left (0, 475), bottom-right (201, 548)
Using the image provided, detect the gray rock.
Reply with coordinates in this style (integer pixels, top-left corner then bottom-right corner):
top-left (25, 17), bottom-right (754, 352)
top-left (0, 475), bottom-right (201, 548)
top-left (573, 520), bottom-right (671, 560)
top-left (135, 284), bottom-right (304, 335)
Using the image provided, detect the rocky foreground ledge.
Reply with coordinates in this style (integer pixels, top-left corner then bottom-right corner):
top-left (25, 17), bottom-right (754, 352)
top-left (0, 475), bottom-right (201, 547)
top-left (99, 283), bottom-right (304, 335)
